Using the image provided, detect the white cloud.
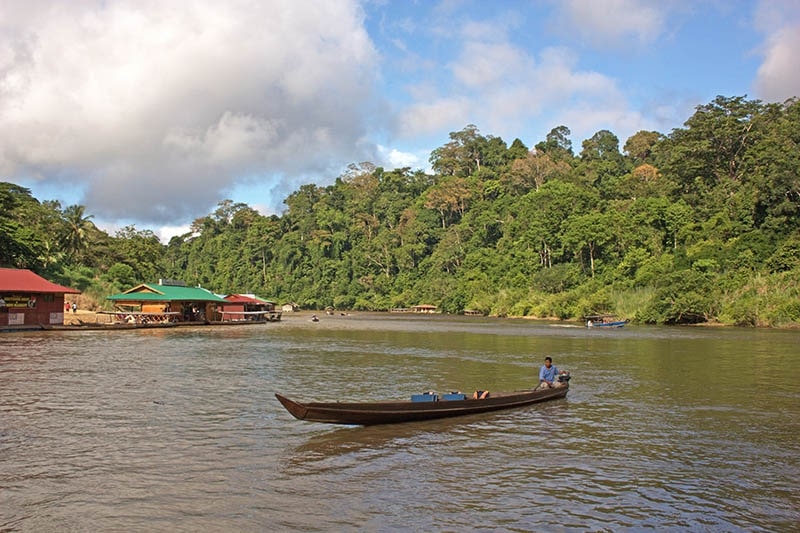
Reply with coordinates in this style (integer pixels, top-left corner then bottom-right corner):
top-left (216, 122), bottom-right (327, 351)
top-left (377, 145), bottom-right (425, 170)
top-left (754, 24), bottom-right (800, 102)
top-left (156, 224), bottom-right (192, 243)
top-left (398, 97), bottom-right (473, 138)
top-left (451, 41), bottom-right (531, 89)
top-left (555, 0), bottom-right (667, 47)
top-left (398, 35), bottom-right (630, 146)
top-left (0, 0), bottom-right (380, 225)
top-left (753, 1), bottom-right (800, 102)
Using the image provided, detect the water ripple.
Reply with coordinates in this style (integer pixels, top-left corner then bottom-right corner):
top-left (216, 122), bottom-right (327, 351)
top-left (2, 319), bottom-right (799, 531)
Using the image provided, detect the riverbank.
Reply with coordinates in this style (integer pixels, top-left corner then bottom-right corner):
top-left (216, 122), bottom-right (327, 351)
top-left (63, 309), bottom-right (111, 326)
top-left (61, 307), bottom-right (800, 329)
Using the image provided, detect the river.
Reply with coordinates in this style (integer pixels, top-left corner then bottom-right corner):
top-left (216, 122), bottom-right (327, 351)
top-left (1, 313), bottom-right (798, 531)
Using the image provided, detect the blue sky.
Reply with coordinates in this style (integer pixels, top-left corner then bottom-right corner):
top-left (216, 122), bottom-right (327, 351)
top-left (2, 0), bottom-right (798, 241)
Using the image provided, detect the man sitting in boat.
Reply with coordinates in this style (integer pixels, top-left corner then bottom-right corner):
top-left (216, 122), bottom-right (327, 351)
top-left (472, 390), bottom-right (490, 399)
top-left (538, 356), bottom-right (565, 389)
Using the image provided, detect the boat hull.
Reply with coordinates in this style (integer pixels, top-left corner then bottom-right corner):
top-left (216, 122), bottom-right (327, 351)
top-left (589, 321), bottom-right (627, 328)
top-left (585, 314), bottom-right (629, 328)
top-left (275, 385), bottom-right (568, 425)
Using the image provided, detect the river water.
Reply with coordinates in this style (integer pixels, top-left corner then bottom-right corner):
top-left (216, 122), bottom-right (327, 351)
top-left (1, 314), bottom-right (798, 532)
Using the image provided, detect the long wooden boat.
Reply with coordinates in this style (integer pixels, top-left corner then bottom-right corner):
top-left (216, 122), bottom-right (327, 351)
top-left (585, 314), bottom-right (629, 328)
top-left (589, 320), bottom-right (628, 328)
top-left (275, 384), bottom-right (568, 426)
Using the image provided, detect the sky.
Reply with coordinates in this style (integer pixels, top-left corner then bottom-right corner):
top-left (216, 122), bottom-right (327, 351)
top-left (2, 0), bottom-right (799, 242)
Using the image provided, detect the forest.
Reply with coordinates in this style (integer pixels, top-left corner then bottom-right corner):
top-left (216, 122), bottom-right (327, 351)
top-left (2, 95), bottom-right (799, 327)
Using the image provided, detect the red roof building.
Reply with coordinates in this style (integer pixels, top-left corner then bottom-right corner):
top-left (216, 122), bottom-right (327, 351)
top-left (0, 268), bottom-right (80, 329)
top-left (217, 294), bottom-right (280, 322)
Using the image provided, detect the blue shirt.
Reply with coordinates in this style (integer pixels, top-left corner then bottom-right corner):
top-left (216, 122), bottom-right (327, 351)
top-left (539, 364), bottom-right (558, 383)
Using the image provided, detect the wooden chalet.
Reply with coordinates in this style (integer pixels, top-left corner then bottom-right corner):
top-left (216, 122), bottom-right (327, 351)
top-left (105, 279), bottom-right (229, 325)
top-left (0, 268), bottom-right (81, 331)
top-left (217, 294), bottom-right (282, 322)
top-left (281, 303), bottom-right (298, 313)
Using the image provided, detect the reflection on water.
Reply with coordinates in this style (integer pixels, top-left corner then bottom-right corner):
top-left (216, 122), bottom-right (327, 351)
top-left (1, 315), bottom-right (799, 531)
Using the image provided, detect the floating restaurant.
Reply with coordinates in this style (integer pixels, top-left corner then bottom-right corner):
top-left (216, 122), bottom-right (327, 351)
top-left (105, 279), bottom-right (226, 325)
top-left (0, 268), bottom-right (81, 331)
top-left (219, 294), bottom-right (282, 322)
top-left (105, 279), bottom-right (281, 325)
top-left (389, 304), bottom-right (439, 314)
top-left (0, 271), bottom-right (281, 331)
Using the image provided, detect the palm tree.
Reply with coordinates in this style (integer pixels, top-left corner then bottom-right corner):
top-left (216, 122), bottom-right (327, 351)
top-left (61, 204), bottom-right (95, 263)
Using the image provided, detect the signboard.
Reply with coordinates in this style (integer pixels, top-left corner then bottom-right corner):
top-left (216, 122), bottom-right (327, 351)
top-left (0, 295), bottom-right (36, 308)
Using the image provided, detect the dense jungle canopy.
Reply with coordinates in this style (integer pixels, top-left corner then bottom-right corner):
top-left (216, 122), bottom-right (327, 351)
top-left (2, 95), bottom-right (799, 326)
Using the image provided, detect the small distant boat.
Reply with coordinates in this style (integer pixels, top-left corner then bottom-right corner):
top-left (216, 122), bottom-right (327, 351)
top-left (275, 382), bottom-right (569, 426)
top-left (585, 314), bottom-right (629, 328)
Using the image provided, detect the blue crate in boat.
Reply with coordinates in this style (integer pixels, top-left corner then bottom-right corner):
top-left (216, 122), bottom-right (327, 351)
top-left (411, 393), bottom-right (438, 402)
top-left (442, 393), bottom-right (466, 401)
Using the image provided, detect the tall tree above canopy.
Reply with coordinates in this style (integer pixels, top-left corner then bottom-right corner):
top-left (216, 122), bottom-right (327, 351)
top-left (535, 125), bottom-right (573, 161)
top-left (342, 161), bottom-right (378, 181)
top-left (284, 184), bottom-right (323, 235)
top-left (212, 199), bottom-right (253, 226)
top-left (578, 130), bottom-right (627, 193)
top-left (430, 124), bottom-right (488, 177)
top-left (663, 95), bottom-right (765, 190)
top-left (507, 138), bottom-right (529, 161)
top-left (480, 135), bottom-right (511, 173)
top-left (580, 129), bottom-right (623, 161)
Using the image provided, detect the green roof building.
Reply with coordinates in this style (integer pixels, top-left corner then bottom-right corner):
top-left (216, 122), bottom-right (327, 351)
top-left (106, 281), bottom-right (229, 324)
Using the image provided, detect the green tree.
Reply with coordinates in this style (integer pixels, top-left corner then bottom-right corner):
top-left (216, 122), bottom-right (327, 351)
top-left (61, 204), bottom-right (96, 264)
top-left (561, 211), bottom-right (616, 277)
top-left (424, 177), bottom-right (471, 228)
top-left (577, 130), bottom-right (628, 196)
top-left (0, 183), bottom-right (39, 268)
top-left (504, 151), bottom-right (570, 194)
top-left (624, 130), bottom-right (663, 165)
top-left (661, 96), bottom-right (765, 210)
top-left (535, 125), bottom-right (574, 161)
top-left (745, 98), bottom-right (800, 233)
top-left (103, 262), bottom-right (137, 291)
top-left (641, 269), bottom-right (717, 324)
top-left (6, 94), bottom-right (793, 325)
top-left (429, 124), bottom-right (508, 177)
top-left (113, 226), bottom-right (165, 283)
